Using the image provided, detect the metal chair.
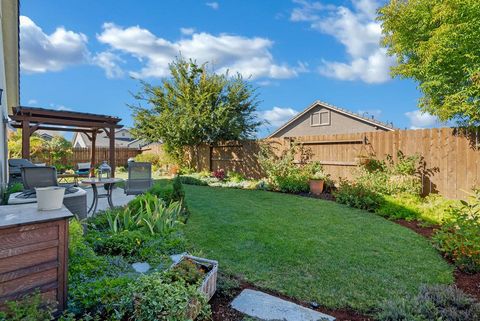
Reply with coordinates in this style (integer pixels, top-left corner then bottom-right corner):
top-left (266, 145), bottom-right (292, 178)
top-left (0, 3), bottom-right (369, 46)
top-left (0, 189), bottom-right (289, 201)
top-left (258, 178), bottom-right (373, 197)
top-left (75, 162), bottom-right (91, 177)
top-left (124, 162), bottom-right (153, 195)
top-left (19, 166), bottom-right (88, 219)
top-left (8, 158), bottom-right (37, 184)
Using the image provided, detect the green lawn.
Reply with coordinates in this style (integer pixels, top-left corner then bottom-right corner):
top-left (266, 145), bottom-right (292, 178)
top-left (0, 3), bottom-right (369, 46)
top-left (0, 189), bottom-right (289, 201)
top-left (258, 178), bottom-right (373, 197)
top-left (183, 185), bottom-right (453, 313)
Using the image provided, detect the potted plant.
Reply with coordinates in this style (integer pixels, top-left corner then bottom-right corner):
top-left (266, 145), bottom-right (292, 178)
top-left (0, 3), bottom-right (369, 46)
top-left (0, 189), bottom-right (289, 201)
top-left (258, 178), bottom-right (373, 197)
top-left (309, 170), bottom-right (327, 195)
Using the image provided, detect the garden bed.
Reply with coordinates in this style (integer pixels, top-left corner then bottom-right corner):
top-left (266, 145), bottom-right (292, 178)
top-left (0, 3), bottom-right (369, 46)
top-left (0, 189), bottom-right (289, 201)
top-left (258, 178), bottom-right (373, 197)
top-left (172, 254), bottom-right (218, 301)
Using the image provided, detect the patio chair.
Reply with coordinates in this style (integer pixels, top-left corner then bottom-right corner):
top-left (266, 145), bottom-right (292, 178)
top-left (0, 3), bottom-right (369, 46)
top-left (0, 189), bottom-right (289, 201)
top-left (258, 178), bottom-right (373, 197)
top-left (8, 158), bottom-right (36, 184)
top-left (75, 162), bottom-right (91, 177)
top-left (124, 162), bottom-right (153, 195)
top-left (15, 166), bottom-right (88, 219)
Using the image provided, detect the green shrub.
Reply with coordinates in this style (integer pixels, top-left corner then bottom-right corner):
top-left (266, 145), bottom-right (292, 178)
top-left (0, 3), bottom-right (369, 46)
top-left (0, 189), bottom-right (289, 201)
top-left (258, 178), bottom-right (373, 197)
top-left (276, 173), bottom-right (309, 193)
top-left (228, 171), bottom-right (245, 183)
top-left (115, 166), bottom-right (126, 173)
top-left (377, 285), bottom-right (480, 321)
top-left (148, 178), bottom-right (185, 204)
top-left (177, 175), bottom-right (208, 186)
top-left (356, 151), bottom-right (423, 196)
top-left (334, 179), bottom-right (384, 212)
top-left (377, 193), bottom-right (457, 223)
top-left (257, 142), bottom-right (322, 193)
top-left (0, 291), bottom-right (55, 321)
top-left (433, 190), bottom-right (480, 273)
top-left (129, 272), bottom-right (211, 321)
top-left (90, 230), bottom-right (151, 259)
top-left (68, 220), bottom-right (135, 318)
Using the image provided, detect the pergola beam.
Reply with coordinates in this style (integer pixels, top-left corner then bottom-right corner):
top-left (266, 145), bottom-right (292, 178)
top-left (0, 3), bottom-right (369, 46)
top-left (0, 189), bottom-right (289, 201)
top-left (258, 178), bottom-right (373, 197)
top-left (9, 107), bottom-right (123, 171)
top-left (10, 115), bottom-right (122, 129)
top-left (11, 124), bottom-right (102, 133)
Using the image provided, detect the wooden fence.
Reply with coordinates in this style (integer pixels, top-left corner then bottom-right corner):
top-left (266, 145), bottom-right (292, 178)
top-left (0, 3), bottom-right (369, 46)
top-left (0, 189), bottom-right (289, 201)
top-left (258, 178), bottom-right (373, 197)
top-left (184, 128), bottom-right (479, 200)
top-left (35, 147), bottom-right (141, 168)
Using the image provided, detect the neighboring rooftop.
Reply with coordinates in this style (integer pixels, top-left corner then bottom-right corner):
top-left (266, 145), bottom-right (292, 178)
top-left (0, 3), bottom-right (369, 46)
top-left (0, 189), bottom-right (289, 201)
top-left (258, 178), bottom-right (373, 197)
top-left (267, 100), bottom-right (396, 138)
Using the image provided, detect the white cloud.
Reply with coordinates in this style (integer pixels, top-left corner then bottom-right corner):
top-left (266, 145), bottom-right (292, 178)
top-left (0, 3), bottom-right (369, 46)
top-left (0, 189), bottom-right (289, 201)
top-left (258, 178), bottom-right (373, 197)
top-left (97, 22), bottom-right (304, 80)
top-left (49, 103), bottom-right (73, 111)
top-left (206, 2), bottom-right (219, 10)
top-left (405, 110), bottom-right (441, 129)
top-left (290, 0), bottom-right (395, 84)
top-left (180, 27), bottom-right (196, 36)
top-left (261, 107), bottom-right (298, 127)
top-left (20, 16), bottom-right (89, 73)
top-left (27, 99), bottom-right (38, 105)
top-left (92, 51), bottom-right (125, 78)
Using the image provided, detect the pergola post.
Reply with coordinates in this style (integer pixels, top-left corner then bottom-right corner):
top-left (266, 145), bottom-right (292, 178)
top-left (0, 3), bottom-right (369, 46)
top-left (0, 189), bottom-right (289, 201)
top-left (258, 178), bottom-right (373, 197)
top-left (90, 131), bottom-right (96, 177)
top-left (21, 119), bottom-right (30, 159)
top-left (108, 127), bottom-right (116, 177)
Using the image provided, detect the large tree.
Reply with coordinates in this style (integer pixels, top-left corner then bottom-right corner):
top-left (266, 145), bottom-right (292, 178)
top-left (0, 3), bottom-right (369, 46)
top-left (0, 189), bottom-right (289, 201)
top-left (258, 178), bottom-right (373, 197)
top-left (378, 0), bottom-right (480, 125)
top-left (131, 58), bottom-right (262, 162)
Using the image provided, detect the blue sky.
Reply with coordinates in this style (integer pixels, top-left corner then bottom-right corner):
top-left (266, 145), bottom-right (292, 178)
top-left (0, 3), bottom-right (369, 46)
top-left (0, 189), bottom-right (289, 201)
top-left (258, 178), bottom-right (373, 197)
top-left (19, 0), bottom-right (443, 138)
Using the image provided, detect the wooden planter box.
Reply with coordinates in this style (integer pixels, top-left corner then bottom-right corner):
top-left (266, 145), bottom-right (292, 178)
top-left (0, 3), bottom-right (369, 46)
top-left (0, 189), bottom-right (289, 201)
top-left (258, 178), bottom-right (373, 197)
top-left (172, 254), bottom-right (218, 301)
top-left (171, 254), bottom-right (218, 320)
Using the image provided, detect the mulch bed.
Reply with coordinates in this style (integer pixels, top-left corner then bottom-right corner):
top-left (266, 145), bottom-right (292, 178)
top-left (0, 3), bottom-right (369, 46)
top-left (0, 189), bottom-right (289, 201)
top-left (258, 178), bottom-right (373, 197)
top-left (210, 193), bottom-right (479, 320)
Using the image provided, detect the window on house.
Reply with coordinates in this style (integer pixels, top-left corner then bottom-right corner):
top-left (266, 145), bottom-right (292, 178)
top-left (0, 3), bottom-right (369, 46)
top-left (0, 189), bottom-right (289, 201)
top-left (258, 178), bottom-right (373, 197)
top-left (311, 111), bottom-right (330, 126)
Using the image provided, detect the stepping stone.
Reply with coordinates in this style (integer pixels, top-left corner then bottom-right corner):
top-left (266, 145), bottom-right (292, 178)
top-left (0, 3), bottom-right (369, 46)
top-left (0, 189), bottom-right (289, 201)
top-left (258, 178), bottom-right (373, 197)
top-left (132, 262), bottom-right (151, 273)
top-left (231, 289), bottom-right (335, 321)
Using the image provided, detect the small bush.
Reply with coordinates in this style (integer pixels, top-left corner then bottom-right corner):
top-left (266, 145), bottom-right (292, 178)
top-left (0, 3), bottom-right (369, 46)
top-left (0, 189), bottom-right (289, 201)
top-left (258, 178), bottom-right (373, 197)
top-left (212, 169), bottom-right (226, 181)
top-left (68, 220), bottom-right (135, 318)
top-left (334, 179), bottom-right (384, 212)
top-left (276, 173), bottom-right (309, 193)
top-left (90, 230), bottom-right (151, 259)
top-left (130, 272), bottom-right (211, 321)
top-left (377, 193), bottom-right (456, 223)
top-left (433, 190), bottom-right (480, 272)
top-left (377, 285), bottom-right (480, 321)
top-left (148, 178), bottom-right (184, 204)
top-left (0, 291), bottom-right (55, 321)
top-left (228, 171), bottom-right (245, 183)
top-left (178, 175), bottom-right (208, 186)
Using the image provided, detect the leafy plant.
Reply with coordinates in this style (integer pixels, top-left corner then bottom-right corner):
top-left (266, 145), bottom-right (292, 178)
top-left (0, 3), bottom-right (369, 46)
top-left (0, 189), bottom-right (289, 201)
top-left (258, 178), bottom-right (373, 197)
top-left (433, 190), bottom-right (480, 272)
top-left (165, 259), bottom-right (206, 286)
top-left (177, 175), bottom-right (209, 186)
top-left (106, 194), bottom-right (183, 236)
top-left (148, 178), bottom-right (185, 204)
top-left (228, 171), bottom-right (245, 183)
top-left (68, 220), bottom-right (135, 318)
top-left (334, 179), bottom-right (384, 212)
top-left (377, 284), bottom-right (480, 321)
top-left (0, 291), bottom-right (55, 321)
top-left (257, 142), bottom-right (322, 193)
top-left (212, 169), bottom-right (226, 181)
top-left (129, 272), bottom-right (211, 321)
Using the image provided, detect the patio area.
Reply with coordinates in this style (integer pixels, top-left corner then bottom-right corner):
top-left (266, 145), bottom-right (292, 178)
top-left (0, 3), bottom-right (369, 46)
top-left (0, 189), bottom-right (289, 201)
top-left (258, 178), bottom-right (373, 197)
top-left (82, 184), bottom-right (135, 214)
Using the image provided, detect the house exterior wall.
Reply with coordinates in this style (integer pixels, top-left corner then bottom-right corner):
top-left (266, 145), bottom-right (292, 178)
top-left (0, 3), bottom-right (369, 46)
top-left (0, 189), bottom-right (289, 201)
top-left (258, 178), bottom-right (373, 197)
top-left (0, 0), bottom-right (19, 191)
top-left (271, 106), bottom-right (388, 138)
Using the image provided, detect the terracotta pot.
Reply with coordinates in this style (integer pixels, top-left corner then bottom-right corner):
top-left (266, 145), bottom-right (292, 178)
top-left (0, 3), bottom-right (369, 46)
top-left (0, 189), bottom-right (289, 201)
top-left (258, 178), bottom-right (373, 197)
top-left (309, 179), bottom-right (324, 195)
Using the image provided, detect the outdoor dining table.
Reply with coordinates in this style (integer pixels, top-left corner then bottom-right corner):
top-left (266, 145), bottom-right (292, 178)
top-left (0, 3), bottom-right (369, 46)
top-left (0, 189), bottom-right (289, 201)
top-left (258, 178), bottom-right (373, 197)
top-left (81, 177), bottom-right (124, 216)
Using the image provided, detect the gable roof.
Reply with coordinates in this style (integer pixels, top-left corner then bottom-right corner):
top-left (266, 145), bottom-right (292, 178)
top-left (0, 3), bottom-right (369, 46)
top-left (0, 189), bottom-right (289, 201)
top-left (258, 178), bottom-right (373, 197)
top-left (267, 100), bottom-right (396, 138)
top-left (72, 129), bottom-right (136, 148)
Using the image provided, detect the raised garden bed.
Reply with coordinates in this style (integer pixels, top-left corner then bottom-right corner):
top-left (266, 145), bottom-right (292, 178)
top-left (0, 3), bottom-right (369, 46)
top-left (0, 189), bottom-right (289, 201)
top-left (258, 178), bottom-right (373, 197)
top-left (171, 254), bottom-right (218, 301)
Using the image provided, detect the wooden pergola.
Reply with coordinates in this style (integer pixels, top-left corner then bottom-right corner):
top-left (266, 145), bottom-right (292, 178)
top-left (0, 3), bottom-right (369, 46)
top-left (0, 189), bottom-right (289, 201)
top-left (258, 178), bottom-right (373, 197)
top-left (9, 106), bottom-right (123, 175)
